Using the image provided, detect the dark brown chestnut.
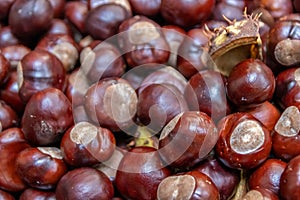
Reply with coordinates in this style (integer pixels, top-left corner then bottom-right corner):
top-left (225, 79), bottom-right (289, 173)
top-left (226, 58), bottom-right (275, 108)
top-left (8, 0), bottom-right (54, 42)
top-left (0, 0), bottom-right (15, 20)
top-left (84, 77), bottom-right (137, 132)
top-left (19, 188), bottom-right (55, 200)
top-left (0, 53), bottom-right (9, 84)
top-left (194, 157), bottom-right (240, 200)
top-left (215, 112), bottom-right (272, 169)
top-left (46, 19), bottom-right (73, 37)
top-left (275, 67), bottom-right (300, 110)
top-left (36, 33), bottom-right (79, 72)
top-left (115, 146), bottom-right (171, 200)
top-left (0, 189), bottom-right (15, 200)
top-left (88, 0), bottom-right (132, 12)
top-left (65, 1), bottom-right (88, 34)
top-left (158, 111), bottom-right (219, 170)
top-left (60, 121), bottom-right (116, 167)
top-left (55, 167), bottom-right (114, 200)
top-left (0, 100), bottom-right (18, 130)
top-left (17, 49), bottom-right (66, 103)
top-left (128, 0), bottom-right (161, 18)
top-left (0, 127), bottom-right (25, 144)
top-left (48, 0), bottom-right (66, 19)
top-left (137, 83), bottom-right (189, 132)
top-left (21, 88), bottom-right (73, 146)
top-left (254, 0), bottom-right (293, 20)
top-left (279, 154), bottom-right (300, 200)
top-left (160, 0), bottom-right (215, 28)
top-left (248, 158), bottom-right (287, 195)
top-left (272, 106), bottom-right (300, 161)
top-left (118, 15), bottom-right (170, 68)
top-left (184, 69), bottom-right (231, 122)
top-left (212, 0), bottom-right (245, 22)
top-left (0, 44), bottom-right (31, 69)
top-left (85, 3), bottom-right (132, 40)
top-left (15, 147), bottom-right (68, 190)
top-left (80, 41), bottom-right (126, 84)
top-left (157, 170), bottom-right (220, 200)
top-left (0, 26), bottom-right (20, 48)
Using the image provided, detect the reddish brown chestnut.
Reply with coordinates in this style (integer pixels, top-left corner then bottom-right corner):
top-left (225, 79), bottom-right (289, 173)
top-left (0, 53), bottom-right (9, 84)
top-left (0, 100), bottom-right (18, 130)
top-left (227, 59), bottom-right (275, 108)
top-left (129, 0), bottom-right (161, 17)
top-left (15, 147), bottom-right (67, 190)
top-left (56, 167), bottom-right (114, 200)
top-left (21, 88), bottom-right (73, 146)
top-left (157, 170), bottom-right (220, 200)
top-left (158, 111), bottom-right (219, 170)
top-left (0, 189), bottom-right (15, 200)
top-left (0, 128), bottom-right (25, 144)
top-left (84, 77), bottom-right (137, 131)
top-left (243, 188), bottom-right (279, 200)
top-left (48, 0), bottom-right (66, 19)
top-left (118, 15), bottom-right (170, 68)
top-left (17, 49), bottom-right (66, 103)
top-left (272, 106), bottom-right (300, 161)
top-left (115, 146), bottom-right (171, 200)
top-left (215, 112), bottom-right (272, 169)
top-left (46, 19), bottom-right (73, 37)
top-left (60, 121), bottom-right (116, 167)
top-left (19, 188), bottom-right (55, 200)
top-left (279, 154), bottom-right (300, 200)
top-left (0, 0), bottom-right (15, 20)
top-left (248, 158), bottom-right (287, 195)
top-left (65, 1), bottom-right (88, 34)
top-left (0, 26), bottom-right (20, 48)
top-left (0, 44), bottom-right (31, 69)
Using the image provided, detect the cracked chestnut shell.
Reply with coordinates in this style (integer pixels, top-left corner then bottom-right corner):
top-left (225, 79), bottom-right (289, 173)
top-left (215, 112), bottom-right (272, 169)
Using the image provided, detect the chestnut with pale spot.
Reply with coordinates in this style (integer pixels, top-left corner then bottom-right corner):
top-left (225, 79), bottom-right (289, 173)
top-left (215, 113), bottom-right (272, 169)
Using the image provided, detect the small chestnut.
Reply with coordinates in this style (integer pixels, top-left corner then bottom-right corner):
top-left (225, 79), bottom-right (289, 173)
top-left (0, 44), bottom-right (31, 69)
top-left (15, 147), bottom-right (68, 190)
top-left (55, 167), bottom-right (114, 200)
top-left (60, 121), bottom-right (116, 167)
top-left (0, 100), bottom-right (18, 130)
top-left (21, 88), bottom-right (73, 146)
top-left (215, 112), bottom-right (272, 169)
top-left (19, 188), bottom-right (55, 200)
top-left (158, 111), bottom-right (219, 170)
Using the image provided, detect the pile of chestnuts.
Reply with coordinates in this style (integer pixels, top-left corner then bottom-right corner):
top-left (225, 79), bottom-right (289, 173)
top-left (0, 0), bottom-right (300, 199)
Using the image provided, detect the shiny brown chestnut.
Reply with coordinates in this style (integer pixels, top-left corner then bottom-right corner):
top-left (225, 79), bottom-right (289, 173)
top-left (129, 0), bottom-right (161, 17)
top-left (242, 188), bottom-right (279, 200)
top-left (0, 100), bottom-right (18, 130)
top-left (19, 188), bottom-right (55, 200)
top-left (80, 41), bottom-right (126, 84)
top-left (65, 1), bottom-right (88, 34)
top-left (226, 59), bottom-right (275, 108)
top-left (194, 157), bottom-right (240, 200)
top-left (84, 77), bottom-right (137, 132)
top-left (212, 0), bottom-right (245, 22)
top-left (0, 189), bottom-right (15, 200)
top-left (0, 127), bottom-right (25, 144)
top-left (184, 69), bottom-right (231, 122)
top-left (272, 106), bottom-right (300, 161)
top-left (48, 0), bottom-right (66, 19)
top-left (0, 26), bottom-right (20, 48)
top-left (21, 88), bottom-right (73, 146)
top-left (0, 0), bottom-right (15, 20)
top-left (254, 0), bottom-right (293, 20)
top-left (17, 49), bottom-right (66, 103)
top-left (275, 67), bottom-right (300, 110)
top-left (36, 33), bottom-right (79, 72)
top-left (176, 28), bottom-right (210, 79)
top-left (85, 3), bottom-right (132, 40)
top-left (158, 111), bottom-right (219, 170)
top-left (56, 167), bottom-right (114, 200)
top-left (115, 146), bottom-right (171, 200)
top-left (279, 155), bottom-right (300, 200)
top-left (15, 147), bottom-right (68, 190)
top-left (46, 19), bottom-right (73, 37)
top-left (0, 44), bottom-right (31, 69)
top-left (118, 15), bottom-right (170, 68)
top-left (60, 121), bottom-right (116, 167)
top-left (137, 83), bottom-right (189, 132)
top-left (88, 0), bottom-right (132, 11)
top-left (157, 170), bottom-right (220, 200)
top-left (215, 112), bottom-right (272, 169)
top-left (160, 0), bottom-right (215, 28)
top-left (8, 0), bottom-right (54, 42)
top-left (248, 158), bottom-right (287, 195)
top-left (0, 53), bottom-right (9, 84)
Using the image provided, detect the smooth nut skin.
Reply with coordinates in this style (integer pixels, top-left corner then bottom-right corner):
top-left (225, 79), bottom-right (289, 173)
top-left (15, 147), bottom-right (68, 190)
top-left (227, 59), bottom-right (275, 107)
top-left (80, 41), bottom-right (126, 84)
top-left (0, 53), bottom-right (9, 85)
top-left (65, 1), bottom-right (88, 34)
top-left (0, 0), bottom-right (15, 20)
top-left (129, 0), bottom-right (161, 17)
top-left (0, 44), bottom-right (31, 69)
top-left (0, 100), bottom-right (18, 130)
top-left (184, 69), bottom-right (231, 122)
top-left (275, 68), bottom-right (300, 110)
top-left (215, 113), bottom-right (272, 170)
top-left (46, 19), bottom-right (73, 37)
top-left (8, 0), bottom-right (54, 41)
top-left (115, 147), bottom-right (171, 200)
top-left (36, 34), bottom-right (79, 72)
top-left (0, 189), bottom-right (15, 200)
top-left (279, 155), bottom-right (300, 200)
top-left (21, 88), bottom-right (73, 146)
top-left (48, 0), bottom-right (66, 18)
top-left (248, 158), bottom-right (287, 195)
top-left (159, 111), bottom-right (219, 170)
top-left (255, 0), bottom-right (293, 20)
top-left (84, 77), bottom-right (137, 132)
top-left (55, 167), bottom-right (114, 200)
top-left (0, 26), bottom-right (20, 48)
top-left (19, 188), bottom-right (55, 200)
top-left (212, 1), bottom-right (245, 22)
top-left (243, 188), bottom-right (280, 200)
top-left (60, 122), bottom-right (116, 167)
top-left (0, 128), bottom-right (26, 144)
top-left (177, 28), bottom-right (210, 79)
top-left (17, 49), bottom-right (66, 103)
top-left (137, 83), bottom-right (189, 132)
top-left (118, 15), bottom-right (170, 68)
top-left (157, 171), bottom-right (220, 200)
top-left (194, 157), bottom-right (240, 200)
top-left (85, 3), bottom-right (132, 40)
top-left (160, 0), bottom-right (215, 28)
